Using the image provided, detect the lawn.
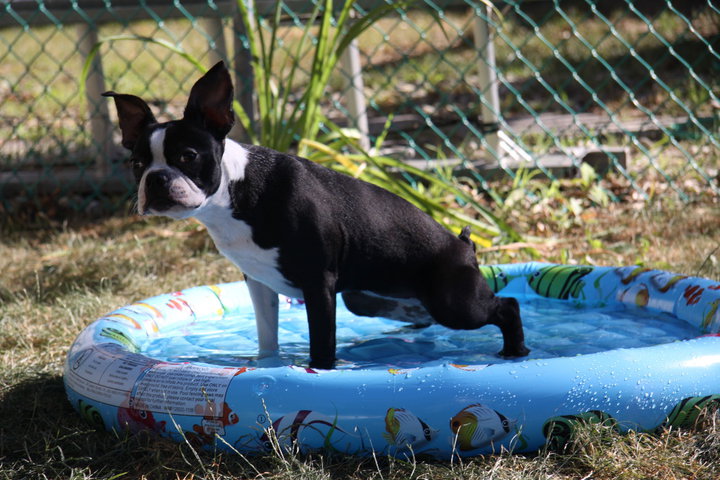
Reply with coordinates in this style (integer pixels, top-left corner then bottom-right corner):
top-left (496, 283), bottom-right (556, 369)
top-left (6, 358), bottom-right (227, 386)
top-left (2, 192), bottom-right (720, 479)
top-left (1, 2), bottom-right (719, 477)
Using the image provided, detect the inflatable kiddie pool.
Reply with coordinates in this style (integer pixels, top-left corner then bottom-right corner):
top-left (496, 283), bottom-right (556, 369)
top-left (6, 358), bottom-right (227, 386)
top-left (64, 263), bottom-right (720, 457)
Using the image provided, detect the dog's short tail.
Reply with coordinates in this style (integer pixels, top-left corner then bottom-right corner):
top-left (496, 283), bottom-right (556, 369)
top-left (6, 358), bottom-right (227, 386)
top-left (458, 226), bottom-right (476, 252)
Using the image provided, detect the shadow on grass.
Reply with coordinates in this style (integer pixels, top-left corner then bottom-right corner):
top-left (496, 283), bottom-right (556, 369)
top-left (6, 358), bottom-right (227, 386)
top-left (2, 375), bottom-right (94, 468)
top-left (0, 374), bottom-right (444, 479)
top-left (0, 374), bottom-right (339, 478)
top-left (0, 373), bottom-right (181, 478)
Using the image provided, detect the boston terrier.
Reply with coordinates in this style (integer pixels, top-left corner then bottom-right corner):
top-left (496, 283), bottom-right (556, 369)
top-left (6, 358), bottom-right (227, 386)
top-left (103, 61), bottom-right (529, 369)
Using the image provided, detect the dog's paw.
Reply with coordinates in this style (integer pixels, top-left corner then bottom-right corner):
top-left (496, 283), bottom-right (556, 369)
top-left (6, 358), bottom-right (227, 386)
top-left (498, 344), bottom-right (530, 358)
top-left (256, 356), bottom-right (286, 368)
top-left (309, 358), bottom-right (336, 370)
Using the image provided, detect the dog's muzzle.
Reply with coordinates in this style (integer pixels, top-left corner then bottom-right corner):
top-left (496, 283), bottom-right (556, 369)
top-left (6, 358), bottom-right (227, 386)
top-left (142, 170), bottom-right (178, 213)
top-left (139, 169), bottom-right (206, 217)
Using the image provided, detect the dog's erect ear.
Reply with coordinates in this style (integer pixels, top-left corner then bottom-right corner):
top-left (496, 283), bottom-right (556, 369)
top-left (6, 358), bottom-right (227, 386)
top-left (102, 92), bottom-right (156, 150)
top-left (183, 61), bottom-right (235, 139)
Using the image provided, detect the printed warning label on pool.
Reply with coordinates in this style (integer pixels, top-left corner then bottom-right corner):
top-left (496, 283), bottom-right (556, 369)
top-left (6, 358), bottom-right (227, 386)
top-left (65, 344), bottom-right (243, 416)
top-left (130, 363), bottom-right (239, 415)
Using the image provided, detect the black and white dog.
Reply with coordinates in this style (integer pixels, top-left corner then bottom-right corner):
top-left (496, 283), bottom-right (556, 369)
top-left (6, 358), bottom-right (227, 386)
top-left (104, 61), bottom-right (529, 369)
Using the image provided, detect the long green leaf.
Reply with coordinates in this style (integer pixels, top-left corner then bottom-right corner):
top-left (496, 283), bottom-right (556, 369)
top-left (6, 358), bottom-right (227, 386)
top-left (297, 0), bottom-right (334, 145)
top-left (335, 1), bottom-right (413, 57)
top-left (236, 0), bottom-right (266, 141)
top-left (255, 11), bottom-right (272, 141)
top-left (260, 2), bottom-right (283, 144)
top-left (313, 120), bottom-right (521, 242)
top-left (276, 1), bottom-right (325, 150)
top-left (370, 156), bottom-right (519, 240)
top-left (355, 165), bottom-right (499, 246)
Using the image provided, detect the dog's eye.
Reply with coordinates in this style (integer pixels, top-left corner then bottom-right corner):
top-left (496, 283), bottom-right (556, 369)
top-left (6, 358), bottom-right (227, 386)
top-left (130, 157), bottom-right (145, 170)
top-left (179, 149), bottom-right (198, 163)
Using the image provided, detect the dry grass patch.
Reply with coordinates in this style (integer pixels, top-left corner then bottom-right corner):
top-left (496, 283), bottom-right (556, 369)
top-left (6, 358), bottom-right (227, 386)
top-left (2, 198), bottom-right (720, 479)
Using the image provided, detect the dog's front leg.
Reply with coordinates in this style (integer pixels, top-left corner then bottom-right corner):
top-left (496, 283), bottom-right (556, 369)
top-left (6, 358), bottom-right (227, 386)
top-left (304, 285), bottom-right (337, 370)
top-left (246, 277), bottom-right (279, 360)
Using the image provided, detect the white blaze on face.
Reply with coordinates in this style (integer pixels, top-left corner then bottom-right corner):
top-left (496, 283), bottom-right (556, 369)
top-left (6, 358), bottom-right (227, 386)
top-left (149, 126), bottom-right (167, 166)
top-left (137, 127), bottom-right (207, 218)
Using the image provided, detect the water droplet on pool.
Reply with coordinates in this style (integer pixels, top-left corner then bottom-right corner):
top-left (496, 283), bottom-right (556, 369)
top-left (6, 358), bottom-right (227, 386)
top-left (253, 376), bottom-right (276, 396)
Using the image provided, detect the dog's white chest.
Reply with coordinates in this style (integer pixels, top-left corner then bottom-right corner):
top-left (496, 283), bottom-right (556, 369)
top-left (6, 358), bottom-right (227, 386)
top-left (202, 217), bottom-right (303, 299)
top-left (190, 141), bottom-right (303, 299)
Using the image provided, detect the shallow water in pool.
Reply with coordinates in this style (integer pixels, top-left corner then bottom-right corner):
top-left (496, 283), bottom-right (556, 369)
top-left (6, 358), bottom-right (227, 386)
top-left (142, 295), bottom-right (700, 369)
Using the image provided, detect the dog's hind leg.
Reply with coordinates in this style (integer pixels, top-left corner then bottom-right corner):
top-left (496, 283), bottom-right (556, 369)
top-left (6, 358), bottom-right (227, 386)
top-left (422, 264), bottom-right (529, 358)
top-left (342, 291), bottom-right (434, 326)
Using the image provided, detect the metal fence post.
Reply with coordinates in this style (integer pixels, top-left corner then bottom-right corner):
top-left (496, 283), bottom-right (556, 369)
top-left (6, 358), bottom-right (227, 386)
top-left (200, 17), bottom-right (228, 65)
top-left (472, 5), bottom-right (501, 160)
top-left (77, 22), bottom-right (113, 174)
top-left (339, 38), bottom-right (370, 151)
top-left (232, 8), bottom-right (256, 143)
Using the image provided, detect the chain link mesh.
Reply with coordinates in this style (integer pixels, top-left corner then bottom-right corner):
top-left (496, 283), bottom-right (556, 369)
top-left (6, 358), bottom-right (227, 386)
top-left (1, 1), bottom-right (718, 214)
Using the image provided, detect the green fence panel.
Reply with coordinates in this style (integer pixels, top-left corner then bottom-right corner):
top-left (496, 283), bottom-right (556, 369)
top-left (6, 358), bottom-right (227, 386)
top-left (1, 0), bottom-right (718, 214)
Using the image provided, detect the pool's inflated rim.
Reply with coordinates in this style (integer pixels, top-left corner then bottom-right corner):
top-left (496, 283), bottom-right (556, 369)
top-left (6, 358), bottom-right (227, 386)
top-left (64, 262), bottom-right (720, 457)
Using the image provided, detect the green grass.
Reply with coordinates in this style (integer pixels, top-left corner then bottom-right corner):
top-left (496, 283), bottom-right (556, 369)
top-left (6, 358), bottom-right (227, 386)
top-left (2, 3), bottom-right (720, 475)
top-left (3, 195), bottom-right (720, 479)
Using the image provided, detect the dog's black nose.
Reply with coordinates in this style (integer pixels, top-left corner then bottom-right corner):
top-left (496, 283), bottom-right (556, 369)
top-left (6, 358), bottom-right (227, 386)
top-left (145, 170), bottom-right (170, 191)
top-left (144, 170), bottom-right (177, 212)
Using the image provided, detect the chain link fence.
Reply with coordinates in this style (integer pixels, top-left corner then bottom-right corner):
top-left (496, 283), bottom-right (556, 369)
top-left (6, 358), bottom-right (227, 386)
top-left (1, 0), bottom-right (718, 216)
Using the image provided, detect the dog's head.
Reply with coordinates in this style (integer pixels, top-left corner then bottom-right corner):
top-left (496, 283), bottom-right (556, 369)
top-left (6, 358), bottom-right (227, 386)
top-left (103, 61), bottom-right (235, 218)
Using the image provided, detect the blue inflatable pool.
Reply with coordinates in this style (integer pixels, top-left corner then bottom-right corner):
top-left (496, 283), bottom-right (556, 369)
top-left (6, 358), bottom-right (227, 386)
top-left (64, 263), bottom-right (720, 457)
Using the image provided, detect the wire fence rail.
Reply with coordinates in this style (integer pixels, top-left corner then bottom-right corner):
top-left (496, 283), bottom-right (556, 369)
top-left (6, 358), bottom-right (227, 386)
top-left (1, 0), bottom-right (718, 216)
